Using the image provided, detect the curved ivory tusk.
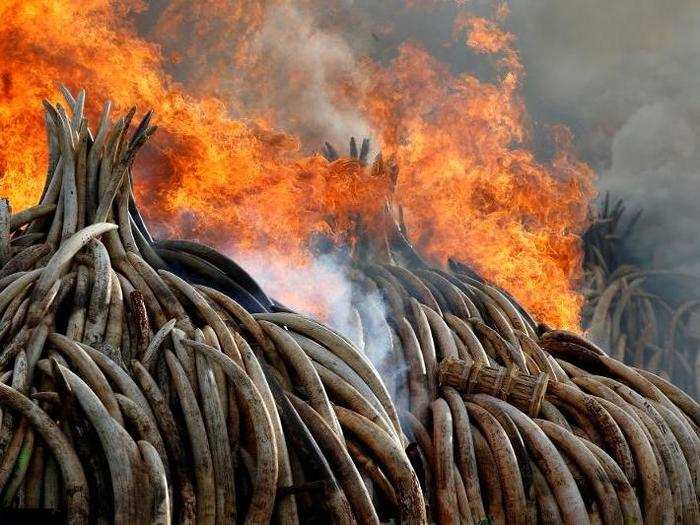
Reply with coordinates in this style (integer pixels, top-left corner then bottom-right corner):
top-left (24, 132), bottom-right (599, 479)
top-left (260, 320), bottom-right (342, 437)
top-left (141, 318), bottom-right (177, 372)
top-left (165, 350), bottom-right (216, 525)
top-left (255, 311), bottom-right (402, 441)
top-left (139, 440), bottom-right (171, 525)
top-left (193, 341), bottom-right (237, 523)
top-left (57, 363), bottom-right (139, 525)
top-left (335, 405), bottom-right (426, 524)
top-left (470, 394), bottom-right (589, 524)
top-left (180, 339), bottom-right (278, 525)
top-left (0, 382), bottom-right (88, 524)
top-left (48, 332), bottom-right (123, 426)
top-left (27, 223), bottom-right (117, 325)
top-left (289, 395), bottom-right (379, 525)
top-left (131, 360), bottom-right (196, 524)
top-left (82, 239), bottom-right (112, 347)
top-left (536, 419), bottom-right (623, 525)
top-left (432, 398), bottom-right (460, 524)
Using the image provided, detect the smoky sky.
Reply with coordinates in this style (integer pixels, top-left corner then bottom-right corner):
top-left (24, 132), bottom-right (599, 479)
top-left (507, 0), bottom-right (700, 274)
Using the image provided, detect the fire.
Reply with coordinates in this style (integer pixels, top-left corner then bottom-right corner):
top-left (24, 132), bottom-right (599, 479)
top-left (362, 14), bottom-right (595, 329)
top-left (0, 0), bottom-right (595, 328)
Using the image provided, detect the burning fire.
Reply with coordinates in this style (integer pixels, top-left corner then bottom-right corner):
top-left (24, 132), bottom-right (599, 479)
top-left (0, 0), bottom-right (594, 328)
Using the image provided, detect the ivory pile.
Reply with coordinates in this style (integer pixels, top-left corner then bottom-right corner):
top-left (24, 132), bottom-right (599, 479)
top-left (0, 91), bottom-right (696, 525)
top-left (0, 90), bottom-right (415, 524)
top-left (343, 254), bottom-right (700, 524)
top-left (329, 140), bottom-right (700, 524)
top-left (583, 194), bottom-right (700, 398)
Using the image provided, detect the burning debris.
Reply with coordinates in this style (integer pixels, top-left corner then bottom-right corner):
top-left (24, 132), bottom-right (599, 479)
top-left (0, 92), bottom-right (696, 524)
top-left (0, 0), bottom-right (595, 331)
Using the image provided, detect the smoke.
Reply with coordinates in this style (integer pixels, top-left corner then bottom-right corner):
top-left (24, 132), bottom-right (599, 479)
top-left (245, 2), bottom-right (373, 148)
top-left (506, 0), bottom-right (700, 275)
top-left (138, 0), bottom-right (375, 149)
top-left (234, 249), bottom-right (394, 362)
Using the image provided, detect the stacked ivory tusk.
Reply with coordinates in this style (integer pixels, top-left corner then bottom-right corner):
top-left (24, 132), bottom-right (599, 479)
top-left (0, 89), bottom-right (417, 525)
top-left (0, 91), bottom-right (695, 525)
top-left (329, 139), bottom-right (700, 524)
top-left (583, 193), bottom-right (700, 399)
top-left (343, 256), bottom-right (700, 524)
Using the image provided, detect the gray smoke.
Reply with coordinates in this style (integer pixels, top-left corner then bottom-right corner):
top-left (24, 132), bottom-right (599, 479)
top-left (247, 2), bottom-right (372, 148)
top-left (507, 0), bottom-right (700, 274)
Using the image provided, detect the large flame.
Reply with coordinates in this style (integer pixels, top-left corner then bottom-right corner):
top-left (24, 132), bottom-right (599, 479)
top-left (363, 12), bottom-right (595, 328)
top-left (0, 0), bottom-right (594, 328)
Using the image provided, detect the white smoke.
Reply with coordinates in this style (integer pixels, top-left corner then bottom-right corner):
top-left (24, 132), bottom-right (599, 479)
top-left (247, 2), bottom-right (372, 148)
top-left (235, 250), bottom-right (395, 367)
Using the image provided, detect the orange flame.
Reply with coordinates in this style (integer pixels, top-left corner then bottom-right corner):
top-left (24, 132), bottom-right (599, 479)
top-left (362, 14), bottom-right (596, 328)
top-left (0, 1), bottom-right (595, 328)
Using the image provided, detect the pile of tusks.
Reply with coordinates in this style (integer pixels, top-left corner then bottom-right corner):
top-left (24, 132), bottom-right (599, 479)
top-left (0, 90), bottom-right (697, 525)
top-left (582, 193), bottom-right (700, 399)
